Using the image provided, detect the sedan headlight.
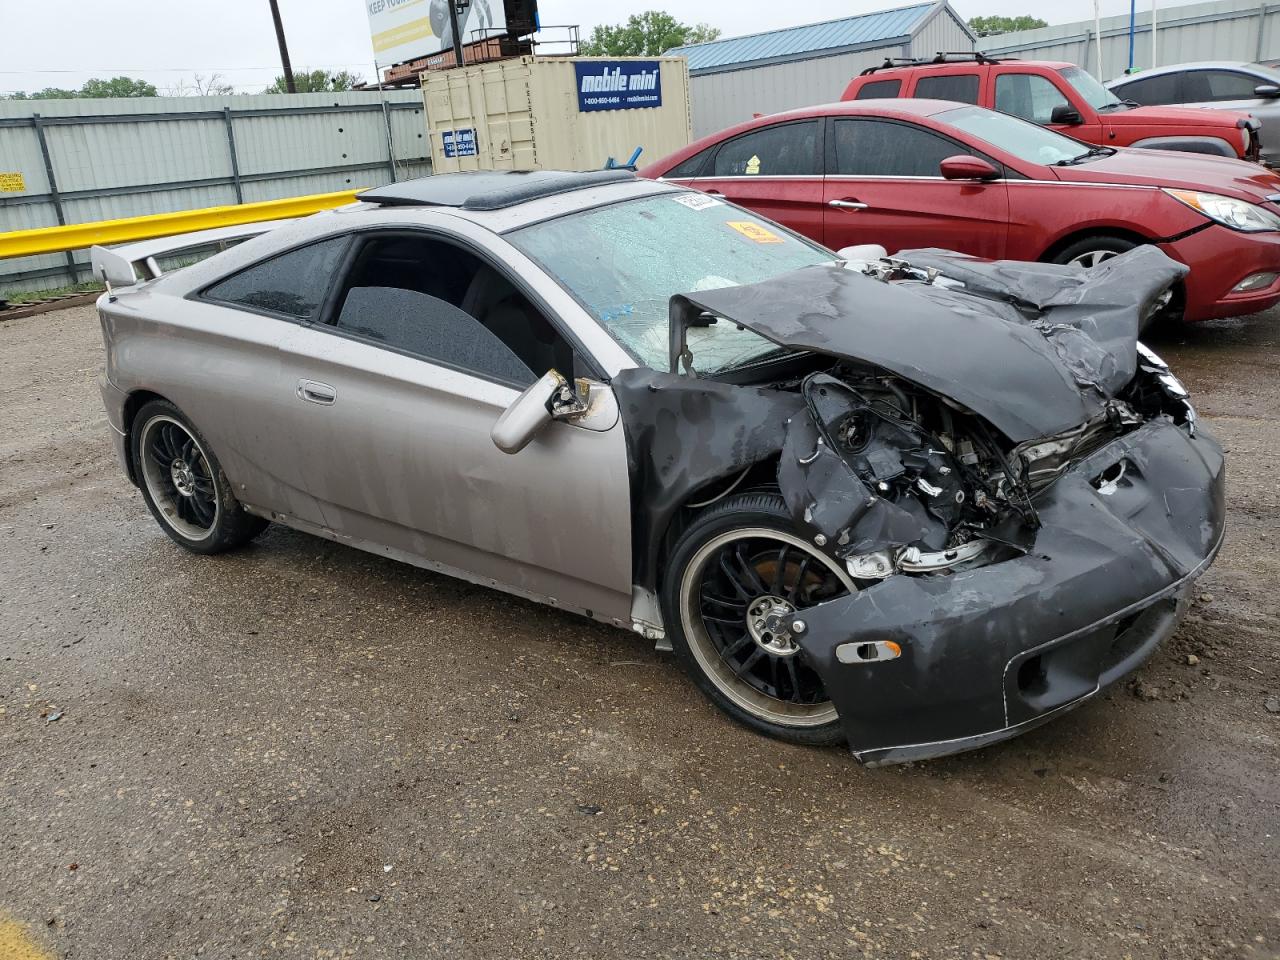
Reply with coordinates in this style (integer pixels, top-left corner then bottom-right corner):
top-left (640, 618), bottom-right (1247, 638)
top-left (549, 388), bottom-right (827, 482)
top-left (1163, 189), bottom-right (1280, 232)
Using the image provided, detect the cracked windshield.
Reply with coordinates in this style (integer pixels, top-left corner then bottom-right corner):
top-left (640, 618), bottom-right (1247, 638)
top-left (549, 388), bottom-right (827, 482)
top-left (507, 193), bottom-right (832, 372)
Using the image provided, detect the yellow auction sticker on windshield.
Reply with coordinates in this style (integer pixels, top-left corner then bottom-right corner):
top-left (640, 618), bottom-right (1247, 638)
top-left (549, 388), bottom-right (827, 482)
top-left (0, 172), bottom-right (25, 193)
top-left (727, 221), bottom-right (783, 244)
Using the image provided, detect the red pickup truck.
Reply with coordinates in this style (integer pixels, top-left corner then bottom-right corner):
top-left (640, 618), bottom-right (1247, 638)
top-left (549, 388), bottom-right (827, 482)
top-left (842, 54), bottom-right (1262, 162)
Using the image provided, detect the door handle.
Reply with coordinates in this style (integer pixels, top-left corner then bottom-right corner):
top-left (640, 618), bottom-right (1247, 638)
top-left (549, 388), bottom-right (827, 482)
top-left (704, 189), bottom-right (724, 195)
top-left (828, 199), bottom-right (869, 211)
top-left (297, 379), bottom-right (336, 405)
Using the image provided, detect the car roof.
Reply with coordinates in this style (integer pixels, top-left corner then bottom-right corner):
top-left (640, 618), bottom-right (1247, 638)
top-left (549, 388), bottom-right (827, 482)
top-left (1109, 60), bottom-right (1263, 83)
top-left (859, 59), bottom-right (1075, 77)
top-left (358, 169), bottom-right (637, 211)
top-left (150, 174), bottom-right (678, 294)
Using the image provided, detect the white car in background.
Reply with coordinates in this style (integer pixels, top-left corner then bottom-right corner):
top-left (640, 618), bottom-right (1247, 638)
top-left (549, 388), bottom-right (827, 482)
top-left (1107, 61), bottom-right (1280, 166)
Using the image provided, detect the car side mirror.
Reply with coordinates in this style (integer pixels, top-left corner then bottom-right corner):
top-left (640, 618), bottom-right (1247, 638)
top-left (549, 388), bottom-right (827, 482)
top-left (939, 155), bottom-right (1000, 181)
top-left (1050, 104), bottom-right (1083, 125)
top-left (1255, 83), bottom-right (1280, 98)
top-left (491, 370), bottom-right (591, 454)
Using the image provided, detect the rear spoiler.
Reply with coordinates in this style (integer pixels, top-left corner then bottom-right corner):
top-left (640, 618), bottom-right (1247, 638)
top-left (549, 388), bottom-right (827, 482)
top-left (90, 220), bottom-right (294, 290)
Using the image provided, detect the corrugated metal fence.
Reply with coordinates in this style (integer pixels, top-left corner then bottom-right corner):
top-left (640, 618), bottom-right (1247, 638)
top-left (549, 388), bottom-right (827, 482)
top-left (979, 0), bottom-right (1280, 82)
top-left (0, 90), bottom-right (431, 294)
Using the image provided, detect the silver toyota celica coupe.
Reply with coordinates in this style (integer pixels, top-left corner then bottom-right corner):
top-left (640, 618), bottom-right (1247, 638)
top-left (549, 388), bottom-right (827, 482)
top-left (93, 169), bottom-right (1224, 765)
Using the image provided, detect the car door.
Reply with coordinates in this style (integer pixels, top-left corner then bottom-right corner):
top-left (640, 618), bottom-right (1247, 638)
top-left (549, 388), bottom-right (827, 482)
top-left (193, 234), bottom-right (354, 527)
top-left (687, 119), bottom-right (825, 242)
top-left (1180, 68), bottom-right (1276, 113)
top-left (993, 71), bottom-right (1103, 143)
top-left (272, 228), bottom-right (635, 623)
top-left (821, 117), bottom-right (1010, 257)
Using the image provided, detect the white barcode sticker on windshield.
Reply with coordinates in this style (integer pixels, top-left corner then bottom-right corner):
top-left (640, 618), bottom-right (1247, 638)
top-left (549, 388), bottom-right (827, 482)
top-left (671, 192), bottom-right (721, 210)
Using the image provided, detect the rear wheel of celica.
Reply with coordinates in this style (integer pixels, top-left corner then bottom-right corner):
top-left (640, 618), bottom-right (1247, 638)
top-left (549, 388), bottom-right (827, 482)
top-left (662, 493), bottom-right (854, 746)
top-left (129, 399), bottom-right (268, 554)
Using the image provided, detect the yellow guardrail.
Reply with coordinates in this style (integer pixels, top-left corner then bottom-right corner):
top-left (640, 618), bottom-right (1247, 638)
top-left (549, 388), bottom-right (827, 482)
top-left (0, 189), bottom-right (362, 260)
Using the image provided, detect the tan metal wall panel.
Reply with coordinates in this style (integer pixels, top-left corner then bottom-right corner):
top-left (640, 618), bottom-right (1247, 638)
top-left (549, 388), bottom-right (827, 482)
top-left (423, 56), bottom-right (691, 172)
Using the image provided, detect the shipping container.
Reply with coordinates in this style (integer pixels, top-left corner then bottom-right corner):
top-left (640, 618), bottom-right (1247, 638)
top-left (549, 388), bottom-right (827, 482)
top-left (422, 56), bottom-right (692, 172)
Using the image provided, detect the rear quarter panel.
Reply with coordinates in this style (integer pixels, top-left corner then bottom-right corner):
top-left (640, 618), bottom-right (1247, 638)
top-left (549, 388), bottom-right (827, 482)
top-left (99, 288), bottom-right (327, 525)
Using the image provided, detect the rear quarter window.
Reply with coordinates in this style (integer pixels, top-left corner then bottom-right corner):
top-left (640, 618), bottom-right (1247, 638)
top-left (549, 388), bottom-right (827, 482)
top-left (664, 146), bottom-right (715, 178)
top-left (913, 74), bottom-right (981, 104)
top-left (202, 236), bottom-right (348, 320)
top-left (854, 78), bottom-right (903, 99)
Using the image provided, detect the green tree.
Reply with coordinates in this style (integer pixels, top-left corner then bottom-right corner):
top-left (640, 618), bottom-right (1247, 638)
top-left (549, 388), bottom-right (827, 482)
top-left (263, 69), bottom-right (363, 94)
top-left (4, 76), bottom-right (158, 100)
top-left (967, 15), bottom-right (1048, 37)
top-left (580, 11), bottom-right (721, 56)
top-left (78, 76), bottom-right (159, 98)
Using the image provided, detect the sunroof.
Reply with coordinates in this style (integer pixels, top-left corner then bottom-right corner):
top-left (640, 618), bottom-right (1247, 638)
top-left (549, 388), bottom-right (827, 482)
top-left (358, 170), bottom-right (636, 211)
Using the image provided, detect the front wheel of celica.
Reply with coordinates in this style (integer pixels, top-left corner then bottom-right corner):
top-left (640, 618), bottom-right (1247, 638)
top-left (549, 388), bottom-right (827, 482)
top-left (662, 492), bottom-right (853, 747)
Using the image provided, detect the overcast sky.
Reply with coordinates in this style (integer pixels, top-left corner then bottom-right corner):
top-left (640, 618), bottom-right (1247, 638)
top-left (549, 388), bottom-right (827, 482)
top-left (0, 0), bottom-right (1161, 96)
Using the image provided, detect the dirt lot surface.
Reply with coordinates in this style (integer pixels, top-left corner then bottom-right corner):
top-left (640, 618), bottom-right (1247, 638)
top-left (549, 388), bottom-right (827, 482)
top-left (1, 304), bottom-right (1277, 960)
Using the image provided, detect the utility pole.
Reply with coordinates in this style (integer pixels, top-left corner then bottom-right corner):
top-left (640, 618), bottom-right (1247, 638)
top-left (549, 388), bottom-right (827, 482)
top-left (449, 0), bottom-right (466, 68)
top-left (268, 0), bottom-right (297, 93)
top-left (1151, 0), bottom-right (1159, 68)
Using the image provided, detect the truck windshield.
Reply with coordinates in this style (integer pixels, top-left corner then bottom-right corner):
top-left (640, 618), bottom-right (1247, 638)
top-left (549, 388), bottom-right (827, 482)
top-left (506, 192), bottom-right (832, 372)
top-left (1059, 65), bottom-right (1126, 110)
top-left (938, 104), bottom-right (1085, 165)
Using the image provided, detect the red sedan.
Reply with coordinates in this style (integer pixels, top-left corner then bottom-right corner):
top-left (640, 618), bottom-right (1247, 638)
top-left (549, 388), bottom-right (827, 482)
top-left (640, 99), bottom-right (1280, 321)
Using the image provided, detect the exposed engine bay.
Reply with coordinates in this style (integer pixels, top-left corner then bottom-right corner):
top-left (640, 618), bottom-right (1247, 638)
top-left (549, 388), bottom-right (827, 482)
top-left (614, 241), bottom-right (1192, 593)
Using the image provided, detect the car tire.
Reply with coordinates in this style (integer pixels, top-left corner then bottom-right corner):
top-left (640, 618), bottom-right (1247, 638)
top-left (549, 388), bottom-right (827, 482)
top-left (129, 399), bottom-right (268, 554)
top-left (1051, 235), bottom-right (1139, 269)
top-left (661, 491), bottom-right (854, 747)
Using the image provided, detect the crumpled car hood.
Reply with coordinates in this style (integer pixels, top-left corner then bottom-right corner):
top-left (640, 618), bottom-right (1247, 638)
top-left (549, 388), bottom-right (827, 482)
top-left (672, 246), bottom-right (1187, 443)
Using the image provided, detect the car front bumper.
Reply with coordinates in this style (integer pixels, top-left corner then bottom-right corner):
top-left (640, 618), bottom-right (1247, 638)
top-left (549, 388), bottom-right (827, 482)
top-left (1165, 224), bottom-right (1280, 321)
top-left (792, 418), bottom-right (1225, 765)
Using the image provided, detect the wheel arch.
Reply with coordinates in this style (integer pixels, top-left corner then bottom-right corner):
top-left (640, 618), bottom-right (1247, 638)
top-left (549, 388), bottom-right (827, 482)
top-left (651, 456), bottom-right (783, 596)
top-left (1038, 226), bottom-right (1153, 264)
top-left (120, 389), bottom-right (174, 485)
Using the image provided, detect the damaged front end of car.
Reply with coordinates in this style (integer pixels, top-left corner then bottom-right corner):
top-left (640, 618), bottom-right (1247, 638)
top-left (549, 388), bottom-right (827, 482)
top-left (617, 245), bottom-right (1224, 764)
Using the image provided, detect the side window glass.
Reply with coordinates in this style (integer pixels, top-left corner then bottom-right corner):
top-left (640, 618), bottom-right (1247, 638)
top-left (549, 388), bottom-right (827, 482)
top-left (1202, 70), bottom-right (1265, 101)
top-left (204, 237), bottom-right (348, 320)
top-left (1114, 73), bottom-right (1181, 105)
top-left (666, 146), bottom-right (715, 178)
top-left (833, 119), bottom-right (963, 177)
top-left (913, 74), bottom-right (980, 104)
top-left (711, 121), bottom-right (819, 177)
top-left (330, 235), bottom-right (578, 386)
top-left (994, 73), bottom-right (1070, 124)
top-left (855, 79), bottom-right (902, 99)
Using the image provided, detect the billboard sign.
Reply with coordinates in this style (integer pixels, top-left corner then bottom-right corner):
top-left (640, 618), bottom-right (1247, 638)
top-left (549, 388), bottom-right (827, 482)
top-left (575, 61), bottom-right (663, 112)
top-left (367, 0), bottom-right (506, 66)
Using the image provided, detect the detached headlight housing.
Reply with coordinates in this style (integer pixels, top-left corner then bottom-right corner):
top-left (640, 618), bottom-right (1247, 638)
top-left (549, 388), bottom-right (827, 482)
top-left (1163, 189), bottom-right (1280, 232)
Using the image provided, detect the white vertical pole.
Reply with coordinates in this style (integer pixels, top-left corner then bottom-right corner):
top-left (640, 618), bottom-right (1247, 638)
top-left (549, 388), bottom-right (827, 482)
top-left (1095, 0), bottom-right (1104, 77)
top-left (1151, 0), bottom-right (1159, 68)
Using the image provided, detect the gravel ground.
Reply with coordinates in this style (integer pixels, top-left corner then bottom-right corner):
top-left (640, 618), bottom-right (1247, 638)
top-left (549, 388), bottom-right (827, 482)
top-left (1, 303), bottom-right (1277, 960)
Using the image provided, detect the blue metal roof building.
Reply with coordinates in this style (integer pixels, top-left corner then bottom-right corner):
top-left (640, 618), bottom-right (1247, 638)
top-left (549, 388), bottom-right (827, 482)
top-left (667, 1), bottom-right (975, 136)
